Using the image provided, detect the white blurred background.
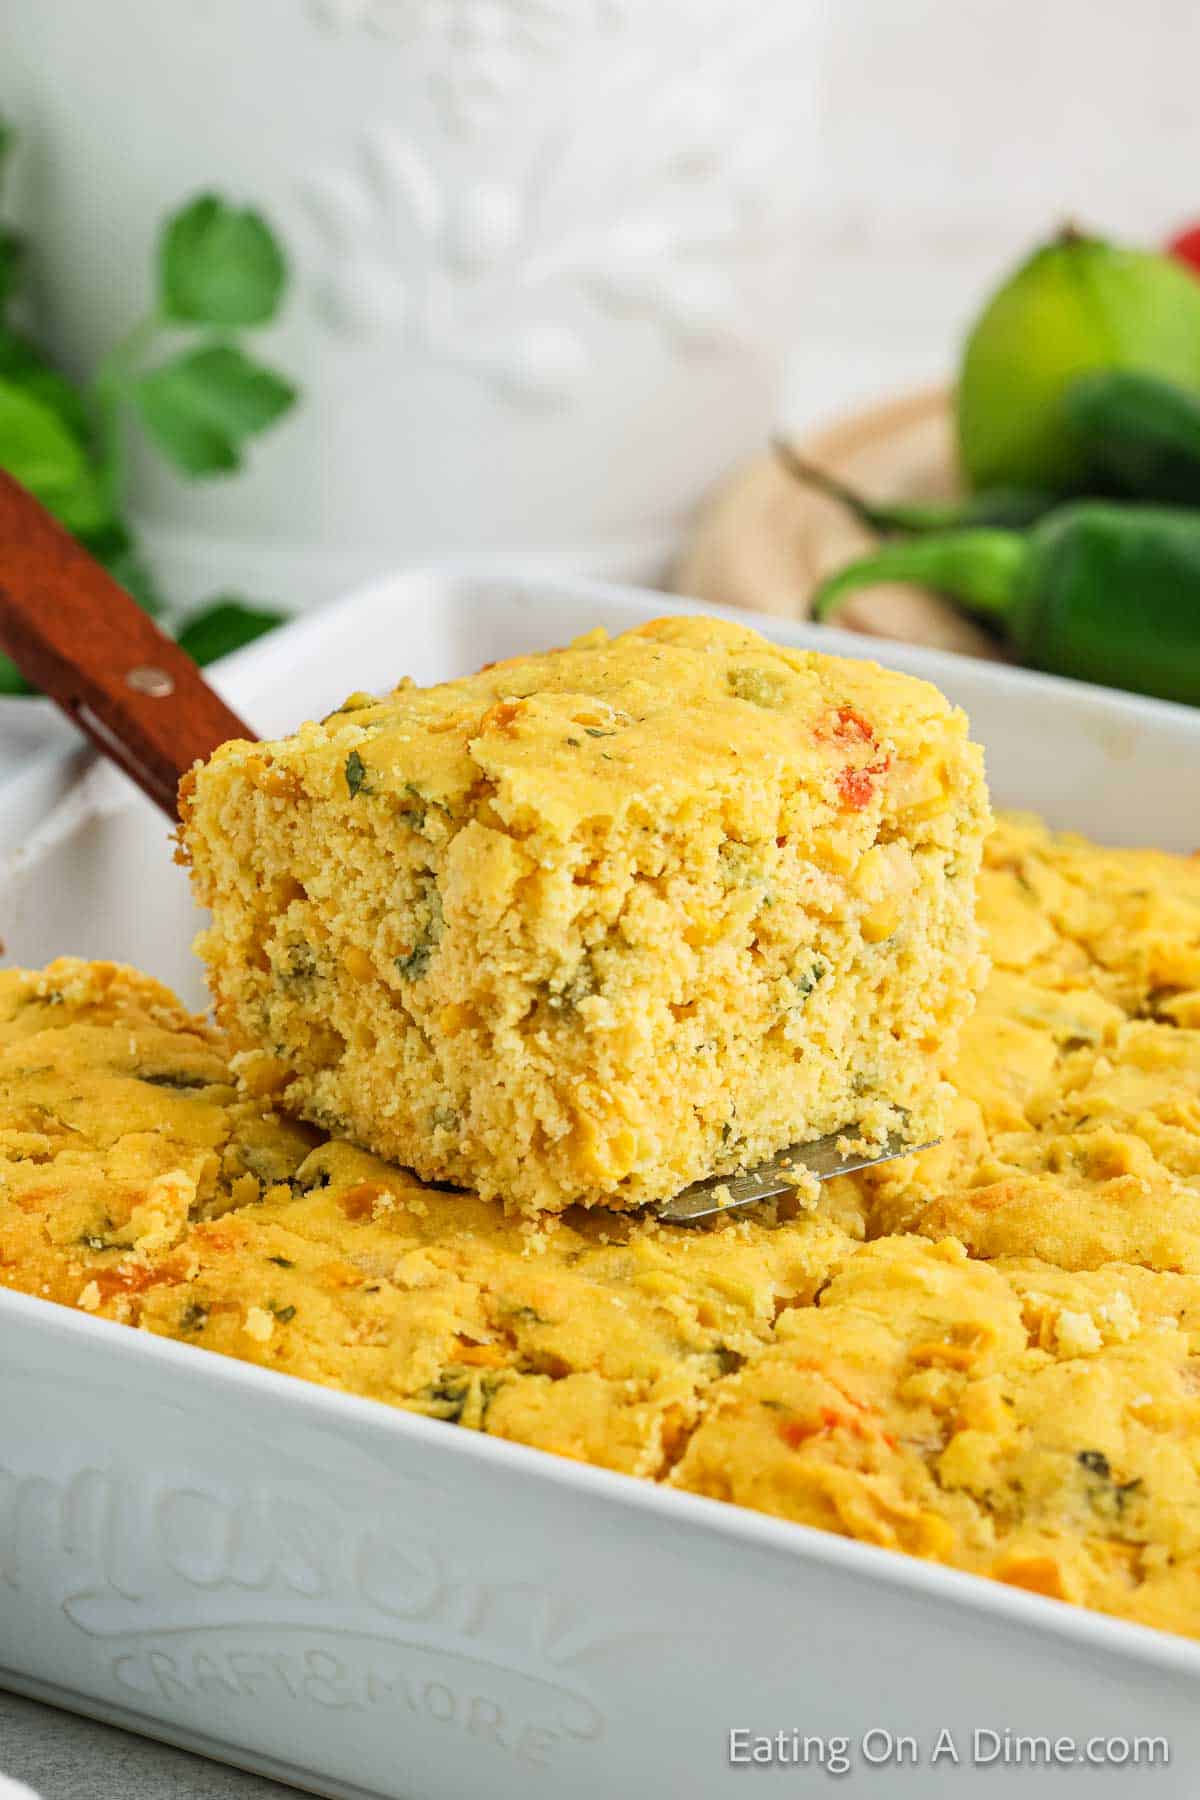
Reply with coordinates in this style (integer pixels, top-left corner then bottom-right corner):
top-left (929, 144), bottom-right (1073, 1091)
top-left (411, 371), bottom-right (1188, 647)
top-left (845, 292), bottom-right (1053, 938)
top-left (779, 0), bottom-right (1200, 421)
top-left (1, 0), bottom-right (1197, 603)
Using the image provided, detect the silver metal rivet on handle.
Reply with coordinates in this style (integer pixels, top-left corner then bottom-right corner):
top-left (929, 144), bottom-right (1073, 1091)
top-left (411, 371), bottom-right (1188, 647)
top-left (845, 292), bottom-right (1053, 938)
top-left (126, 665), bottom-right (175, 698)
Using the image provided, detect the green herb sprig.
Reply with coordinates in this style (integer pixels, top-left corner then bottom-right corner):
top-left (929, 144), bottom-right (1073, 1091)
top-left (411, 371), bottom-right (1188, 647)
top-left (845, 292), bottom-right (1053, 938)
top-left (0, 122), bottom-right (297, 693)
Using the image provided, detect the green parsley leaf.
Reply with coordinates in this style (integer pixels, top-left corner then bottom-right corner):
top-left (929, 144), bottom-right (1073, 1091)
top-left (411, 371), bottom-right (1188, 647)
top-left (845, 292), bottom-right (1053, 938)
top-left (176, 597), bottom-right (286, 666)
top-left (0, 377), bottom-right (110, 534)
top-left (0, 655), bottom-right (31, 695)
top-left (0, 137), bottom-right (300, 702)
top-left (132, 342), bottom-right (296, 476)
top-left (160, 194), bottom-right (287, 328)
top-left (0, 331), bottom-right (91, 442)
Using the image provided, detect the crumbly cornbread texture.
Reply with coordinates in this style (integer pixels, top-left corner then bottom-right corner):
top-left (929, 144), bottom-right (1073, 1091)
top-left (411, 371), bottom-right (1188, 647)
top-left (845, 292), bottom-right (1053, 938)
top-left (672, 1237), bottom-right (1200, 1635)
top-left (180, 616), bottom-right (989, 1215)
top-left (861, 813), bottom-right (1200, 1271)
top-left (0, 960), bottom-right (318, 1317)
top-left (6, 806), bottom-right (1200, 1639)
top-left (133, 1146), bottom-right (853, 1478)
top-left (0, 958), bottom-right (858, 1479)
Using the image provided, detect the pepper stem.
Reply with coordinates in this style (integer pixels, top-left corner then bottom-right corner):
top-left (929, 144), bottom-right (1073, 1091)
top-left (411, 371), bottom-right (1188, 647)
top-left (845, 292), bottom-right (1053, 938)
top-left (771, 440), bottom-right (932, 534)
top-left (810, 529), bottom-right (1029, 625)
top-left (772, 440), bottom-right (1051, 536)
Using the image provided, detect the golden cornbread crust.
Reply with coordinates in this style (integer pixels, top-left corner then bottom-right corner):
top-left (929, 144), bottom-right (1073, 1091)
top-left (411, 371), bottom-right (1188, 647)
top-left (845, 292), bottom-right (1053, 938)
top-left (6, 807), bottom-right (1200, 1641)
top-left (672, 1238), bottom-right (1200, 1634)
top-left (860, 814), bottom-right (1200, 1271)
top-left (0, 958), bottom-right (859, 1480)
top-left (0, 958), bottom-right (318, 1317)
top-left (181, 616), bottom-right (989, 1214)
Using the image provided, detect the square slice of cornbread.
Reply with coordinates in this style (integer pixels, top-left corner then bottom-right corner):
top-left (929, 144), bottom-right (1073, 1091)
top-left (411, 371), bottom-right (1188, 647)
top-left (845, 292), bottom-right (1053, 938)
top-left (180, 616), bottom-right (990, 1215)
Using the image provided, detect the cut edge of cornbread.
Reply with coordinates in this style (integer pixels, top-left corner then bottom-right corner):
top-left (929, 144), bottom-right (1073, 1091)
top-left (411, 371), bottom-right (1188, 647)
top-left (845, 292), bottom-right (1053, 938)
top-left (181, 615), bottom-right (991, 1214)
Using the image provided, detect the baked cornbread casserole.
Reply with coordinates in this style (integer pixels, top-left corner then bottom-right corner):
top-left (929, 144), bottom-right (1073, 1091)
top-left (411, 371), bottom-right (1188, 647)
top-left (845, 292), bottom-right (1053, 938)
top-left (4, 805), bottom-right (1200, 1639)
top-left (179, 616), bottom-right (989, 1214)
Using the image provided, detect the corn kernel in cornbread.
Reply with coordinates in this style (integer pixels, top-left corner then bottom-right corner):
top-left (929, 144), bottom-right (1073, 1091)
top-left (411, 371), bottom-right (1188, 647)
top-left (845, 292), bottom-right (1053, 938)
top-left (181, 616), bottom-right (989, 1214)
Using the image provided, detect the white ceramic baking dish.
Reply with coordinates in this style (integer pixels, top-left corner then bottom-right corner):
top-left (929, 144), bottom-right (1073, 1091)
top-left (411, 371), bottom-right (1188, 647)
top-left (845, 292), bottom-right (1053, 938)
top-left (2, 566), bottom-right (1200, 1800)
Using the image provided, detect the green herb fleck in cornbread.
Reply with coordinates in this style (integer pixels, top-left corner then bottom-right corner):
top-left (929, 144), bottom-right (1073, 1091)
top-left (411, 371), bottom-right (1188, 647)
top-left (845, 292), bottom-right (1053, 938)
top-left (180, 616), bottom-right (990, 1214)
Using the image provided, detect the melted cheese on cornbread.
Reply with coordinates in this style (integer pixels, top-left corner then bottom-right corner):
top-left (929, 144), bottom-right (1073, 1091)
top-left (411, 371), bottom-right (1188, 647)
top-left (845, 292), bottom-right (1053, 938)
top-left (135, 1143), bottom-right (854, 1478)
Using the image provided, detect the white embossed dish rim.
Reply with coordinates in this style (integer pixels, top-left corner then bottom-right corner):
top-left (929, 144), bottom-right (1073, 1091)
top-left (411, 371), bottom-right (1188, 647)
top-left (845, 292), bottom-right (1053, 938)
top-left (3, 564), bottom-right (1200, 1800)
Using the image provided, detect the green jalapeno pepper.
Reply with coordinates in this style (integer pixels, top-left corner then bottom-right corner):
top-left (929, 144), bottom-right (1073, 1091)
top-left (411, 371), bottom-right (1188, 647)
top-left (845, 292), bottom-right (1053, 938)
top-left (810, 502), bottom-right (1200, 707)
top-left (1065, 369), bottom-right (1200, 504)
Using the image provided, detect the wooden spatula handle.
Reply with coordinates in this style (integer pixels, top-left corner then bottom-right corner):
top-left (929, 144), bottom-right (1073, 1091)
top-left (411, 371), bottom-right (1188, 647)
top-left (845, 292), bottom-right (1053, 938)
top-left (0, 472), bottom-right (255, 820)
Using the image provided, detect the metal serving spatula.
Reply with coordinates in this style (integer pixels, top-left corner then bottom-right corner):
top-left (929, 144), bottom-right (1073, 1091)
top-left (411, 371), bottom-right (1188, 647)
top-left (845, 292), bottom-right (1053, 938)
top-left (0, 473), bottom-right (936, 1223)
top-left (656, 1129), bottom-right (936, 1225)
